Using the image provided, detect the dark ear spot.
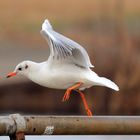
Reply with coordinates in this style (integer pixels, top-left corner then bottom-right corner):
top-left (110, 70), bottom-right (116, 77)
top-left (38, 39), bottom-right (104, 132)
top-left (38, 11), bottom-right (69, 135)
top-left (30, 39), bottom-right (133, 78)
top-left (25, 65), bottom-right (28, 69)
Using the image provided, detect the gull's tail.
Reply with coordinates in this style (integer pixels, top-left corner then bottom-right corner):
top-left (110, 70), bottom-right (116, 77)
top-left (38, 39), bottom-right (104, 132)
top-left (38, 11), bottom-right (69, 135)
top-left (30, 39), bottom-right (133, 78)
top-left (92, 75), bottom-right (119, 91)
top-left (97, 77), bottom-right (119, 91)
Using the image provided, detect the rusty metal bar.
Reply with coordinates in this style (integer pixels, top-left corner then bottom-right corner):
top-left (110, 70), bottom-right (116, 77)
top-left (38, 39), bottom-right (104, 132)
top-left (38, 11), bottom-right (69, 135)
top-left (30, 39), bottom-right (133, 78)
top-left (0, 114), bottom-right (140, 137)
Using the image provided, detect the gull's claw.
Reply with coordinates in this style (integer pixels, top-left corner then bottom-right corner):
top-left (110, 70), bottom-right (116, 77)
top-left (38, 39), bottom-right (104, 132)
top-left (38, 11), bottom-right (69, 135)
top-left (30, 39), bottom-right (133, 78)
top-left (62, 89), bottom-right (71, 102)
top-left (86, 109), bottom-right (93, 116)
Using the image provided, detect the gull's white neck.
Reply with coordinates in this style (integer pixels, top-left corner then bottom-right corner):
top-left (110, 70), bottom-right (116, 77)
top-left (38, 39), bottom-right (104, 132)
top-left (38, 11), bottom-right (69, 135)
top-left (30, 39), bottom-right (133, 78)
top-left (26, 61), bottom-right (50, 86)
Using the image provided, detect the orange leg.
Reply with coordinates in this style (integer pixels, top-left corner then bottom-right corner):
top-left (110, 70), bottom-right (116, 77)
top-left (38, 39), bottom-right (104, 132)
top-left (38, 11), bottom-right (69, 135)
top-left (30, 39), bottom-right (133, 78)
top-left (62, 82), bottom-right (83, 102)
top-left (76, 90), bottom-right (93, 116)
top-left (62, 82), bottom-right (93, 116)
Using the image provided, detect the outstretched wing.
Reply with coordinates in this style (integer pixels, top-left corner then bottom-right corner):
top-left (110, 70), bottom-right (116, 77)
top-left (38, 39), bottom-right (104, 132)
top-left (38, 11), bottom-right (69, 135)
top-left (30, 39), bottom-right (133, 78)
top-left (40, 19), bottom-right (94, 68)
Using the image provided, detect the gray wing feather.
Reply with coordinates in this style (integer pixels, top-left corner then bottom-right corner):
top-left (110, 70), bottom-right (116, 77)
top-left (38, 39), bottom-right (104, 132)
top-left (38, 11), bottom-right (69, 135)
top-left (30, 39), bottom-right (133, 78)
top-left (40, 19), bottom-right (94, 68)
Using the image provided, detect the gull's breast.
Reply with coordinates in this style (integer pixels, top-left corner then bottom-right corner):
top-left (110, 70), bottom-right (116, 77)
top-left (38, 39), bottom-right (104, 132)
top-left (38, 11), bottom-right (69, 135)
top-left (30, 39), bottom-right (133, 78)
top-left (28, 64), bottom-right (92, 90)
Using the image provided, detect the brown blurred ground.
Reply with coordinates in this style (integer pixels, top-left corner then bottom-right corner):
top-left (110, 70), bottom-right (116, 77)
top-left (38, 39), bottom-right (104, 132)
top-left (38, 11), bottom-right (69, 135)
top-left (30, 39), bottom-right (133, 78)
top-left (0, 0), bottom-right (140, 115)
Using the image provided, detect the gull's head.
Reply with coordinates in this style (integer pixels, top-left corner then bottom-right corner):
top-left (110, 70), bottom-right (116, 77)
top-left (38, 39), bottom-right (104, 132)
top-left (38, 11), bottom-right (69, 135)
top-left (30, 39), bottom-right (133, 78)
top-left (7, 61), bottom-right (34, 78)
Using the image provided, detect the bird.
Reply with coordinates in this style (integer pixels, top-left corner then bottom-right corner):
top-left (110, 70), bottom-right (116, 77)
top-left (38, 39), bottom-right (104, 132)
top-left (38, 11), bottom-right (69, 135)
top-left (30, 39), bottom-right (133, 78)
top-left (7, 19), bottom-right (119, 116)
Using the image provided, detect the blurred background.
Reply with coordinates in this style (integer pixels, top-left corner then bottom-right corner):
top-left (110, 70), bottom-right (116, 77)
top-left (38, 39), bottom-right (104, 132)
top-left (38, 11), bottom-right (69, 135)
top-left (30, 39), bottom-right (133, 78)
top-left (0, 0), bottom-right (140, 115)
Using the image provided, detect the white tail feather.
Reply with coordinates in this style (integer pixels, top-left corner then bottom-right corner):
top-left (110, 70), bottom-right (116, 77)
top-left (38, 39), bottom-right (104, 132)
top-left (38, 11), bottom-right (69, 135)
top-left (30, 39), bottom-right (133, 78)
top-left (96, 77), bottom-right (119, 91)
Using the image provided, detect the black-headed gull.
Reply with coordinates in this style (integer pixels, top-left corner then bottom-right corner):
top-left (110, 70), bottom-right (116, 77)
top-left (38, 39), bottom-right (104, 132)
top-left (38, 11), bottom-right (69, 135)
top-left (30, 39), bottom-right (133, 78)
top-left (7, 19), bottom-right (119, 116)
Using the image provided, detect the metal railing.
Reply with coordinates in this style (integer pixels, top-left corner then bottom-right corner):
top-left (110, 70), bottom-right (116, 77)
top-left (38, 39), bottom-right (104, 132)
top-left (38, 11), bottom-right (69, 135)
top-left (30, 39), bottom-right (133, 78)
top-left (0, 114), bottom-right (140, 140)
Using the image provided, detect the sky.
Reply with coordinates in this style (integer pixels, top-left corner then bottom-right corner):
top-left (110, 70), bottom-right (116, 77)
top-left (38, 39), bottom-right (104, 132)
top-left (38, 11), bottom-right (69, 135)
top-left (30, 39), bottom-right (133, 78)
top-left (0, 136), bottom-right (140, 140)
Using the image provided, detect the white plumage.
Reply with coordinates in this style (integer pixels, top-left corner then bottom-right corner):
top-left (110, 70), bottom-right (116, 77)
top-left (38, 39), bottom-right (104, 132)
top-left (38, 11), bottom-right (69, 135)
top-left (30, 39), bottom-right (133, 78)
top-left (41, 19), bottom-right (94, 68)
top-left (7, 19), bottom-right (119, 91)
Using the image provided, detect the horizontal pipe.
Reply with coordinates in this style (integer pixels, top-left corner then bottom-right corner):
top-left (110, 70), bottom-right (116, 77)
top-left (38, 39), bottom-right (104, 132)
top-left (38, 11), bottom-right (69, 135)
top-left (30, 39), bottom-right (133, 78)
top-left (0, 114), bottom-right (140, 135)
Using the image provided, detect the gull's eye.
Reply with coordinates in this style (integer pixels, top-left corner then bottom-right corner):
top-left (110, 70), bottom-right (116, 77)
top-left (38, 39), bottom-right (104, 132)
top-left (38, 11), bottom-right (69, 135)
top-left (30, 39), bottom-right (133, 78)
top-left (18, 67), bottom-right (22, 71)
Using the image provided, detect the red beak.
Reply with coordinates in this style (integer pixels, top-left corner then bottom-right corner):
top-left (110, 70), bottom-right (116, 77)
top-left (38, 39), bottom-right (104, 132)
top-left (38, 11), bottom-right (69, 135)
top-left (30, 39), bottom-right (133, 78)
top-left (6, 72), bottom-right (17, 78)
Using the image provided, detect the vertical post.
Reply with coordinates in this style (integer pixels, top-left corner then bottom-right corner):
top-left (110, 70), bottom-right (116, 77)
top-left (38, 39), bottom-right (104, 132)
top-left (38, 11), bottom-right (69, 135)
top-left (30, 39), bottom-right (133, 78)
top-left (9, 114), bottom-right (26, 140)
top-left (9, 135), bottom-right (16, 140)
top-left (9, 132), bottom-right (25, 140)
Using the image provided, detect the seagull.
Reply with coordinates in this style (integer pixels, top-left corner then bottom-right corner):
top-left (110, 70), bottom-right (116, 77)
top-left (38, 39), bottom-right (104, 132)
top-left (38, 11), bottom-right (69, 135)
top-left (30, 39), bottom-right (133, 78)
top-left (7, 19), bottom-right (119, 116)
